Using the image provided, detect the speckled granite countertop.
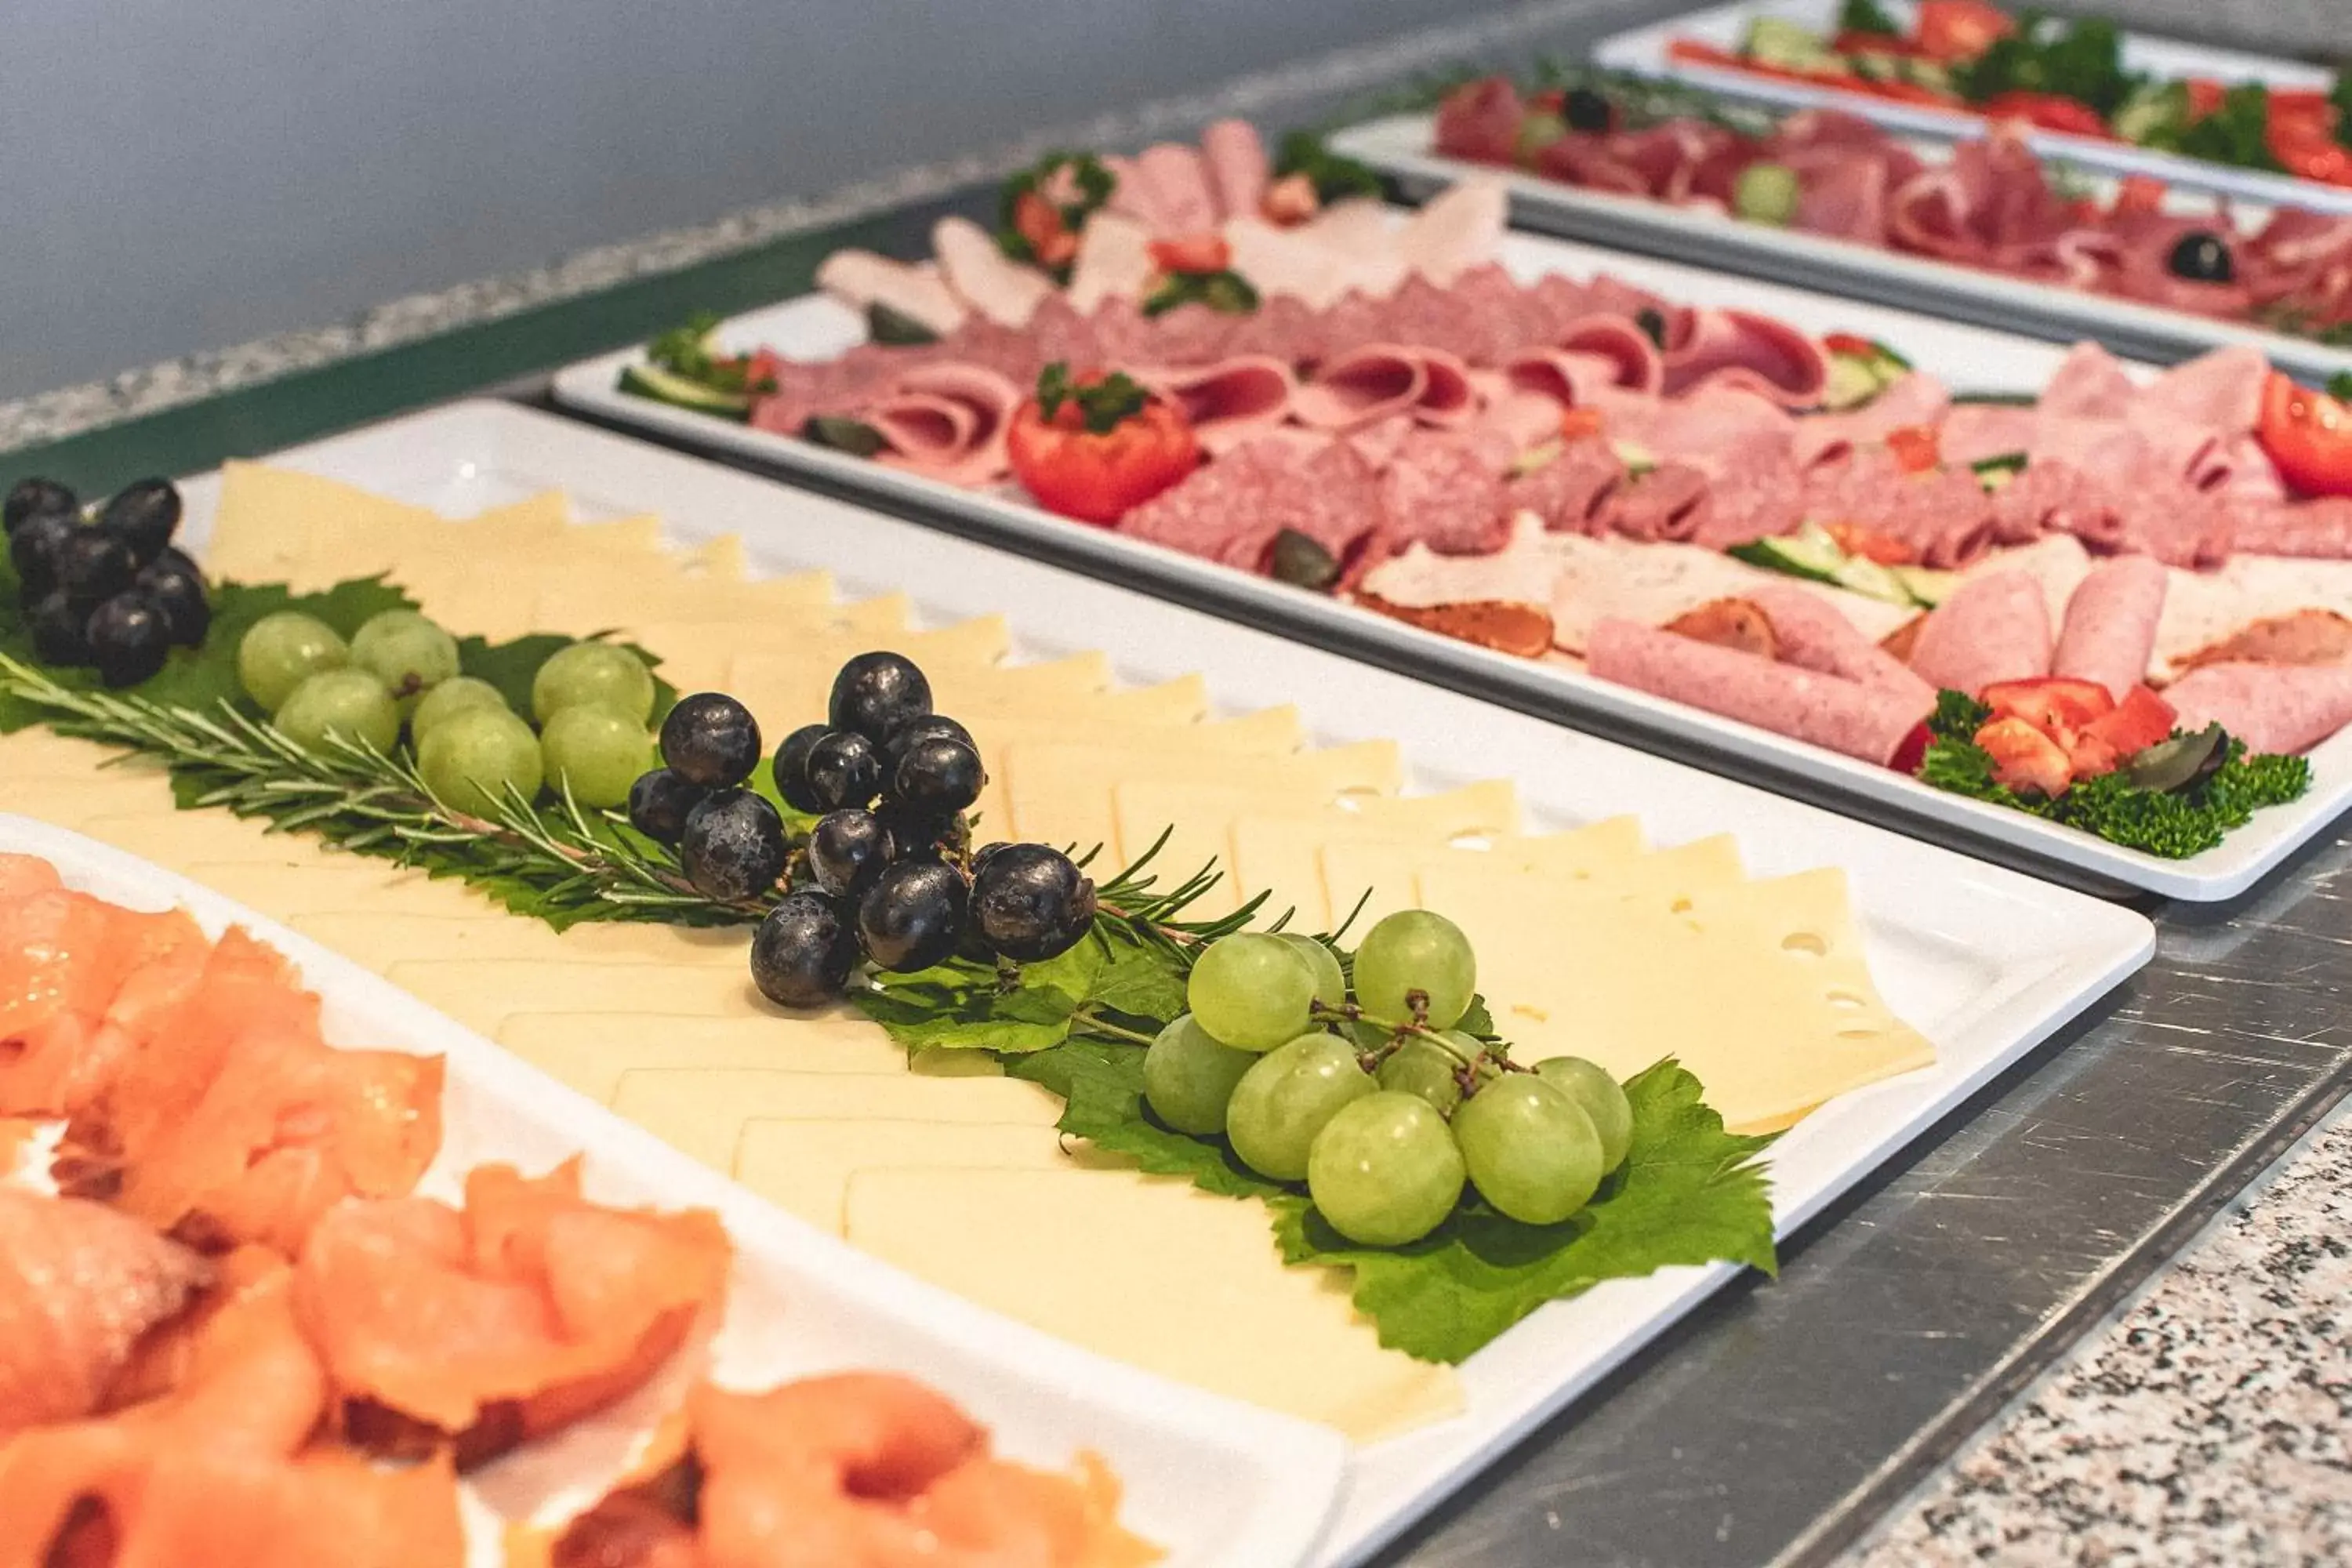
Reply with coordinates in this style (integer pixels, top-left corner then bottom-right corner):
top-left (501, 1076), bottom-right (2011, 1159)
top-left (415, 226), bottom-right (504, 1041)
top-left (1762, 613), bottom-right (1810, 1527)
top-left (7, 0), bottom-right (2352, 1560)
top-left (1847, 1103), bottom-right (2352, 1566)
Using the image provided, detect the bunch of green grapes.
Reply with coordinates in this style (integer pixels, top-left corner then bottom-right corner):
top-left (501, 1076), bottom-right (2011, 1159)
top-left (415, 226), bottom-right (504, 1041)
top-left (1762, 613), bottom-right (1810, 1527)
top-left (237, 611), bottom-right (653, 811)
top-left (1142, 909), bottom-right (1634, 1247)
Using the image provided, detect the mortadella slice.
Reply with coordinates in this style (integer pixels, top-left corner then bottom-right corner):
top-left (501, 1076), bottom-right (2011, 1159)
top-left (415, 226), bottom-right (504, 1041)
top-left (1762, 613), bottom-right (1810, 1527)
top-left (1904, 570), bottom-right (2053, 696)
top-left (1066, 212), bottom-right (1157, 314)
top-left (1291, 347), bottom-right (1473, 431)
top-left (931, 217), bottom-right (1054, 326)
top-left (2051, 556), bottom-right (2168, 700)
top-left (864, 363), bottom-right (1022, 486)
top-left (2161, 662), bottom-right (2352, 756)
top-left (1134, 357), bottom-right (1296, 453)
top-left (1588, 619), bottom-right (1932, 764)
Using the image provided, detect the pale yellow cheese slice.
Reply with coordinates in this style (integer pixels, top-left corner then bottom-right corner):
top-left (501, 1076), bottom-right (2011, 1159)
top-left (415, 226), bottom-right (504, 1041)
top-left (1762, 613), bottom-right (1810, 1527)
top-left (383, 960), bottom-right (769, 1030)
top-left (285, 912), bottom-right (750, 970)
top-left (71, 810), bottom-right (341, 873)
top-left (200, 463), bottom-right (437, 586)
top-left (179, 860), bottom-right (461, 917)
top-left (844, 1167), bottom-right (1463, 1442)
top-left (724, 619), bottom-right (1014, 726)
top-left (1409, 861), bottom-right (1926, 1132)
top-left (732, 1119), bottom-right (1074, 1233)
top-left (1011, 739), bottom-right (1402, 866)
top-left (0, 774), bottom-right (179, 829)
top-left (0, 728), bottom-right (147, 781)
top-left (495, 1011), bottom-right (914, 1102)
top-left (611, 1069), bottom-right (1061, 1172)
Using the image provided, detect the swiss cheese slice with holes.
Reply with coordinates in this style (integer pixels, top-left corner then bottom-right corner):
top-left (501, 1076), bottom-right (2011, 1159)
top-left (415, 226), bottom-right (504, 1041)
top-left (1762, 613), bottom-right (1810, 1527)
top-left (843, 1167), bottom-right (1463, 1442)
top-left (495, 1011), bottom-right (916, 1102)
top-left (1410, 861), bottom-right (1926, 1132)
top-left (1315, 815), bottom-right (1653, 936)
top-left (382, 960), bottom-right (768, 1030)
top-left (1012, 739), bottom-right (1401, 868)
top-left (612, 1069), bottom-right (1059, 1172)
top-left (732, 1119), bottom-right (1080, 1233)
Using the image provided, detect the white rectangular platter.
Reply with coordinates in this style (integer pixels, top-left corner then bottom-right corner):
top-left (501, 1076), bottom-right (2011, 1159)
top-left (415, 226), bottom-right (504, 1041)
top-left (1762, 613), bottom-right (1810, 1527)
top-left (162, 399), bottom-right (2153, 1565)
top-left (0, 813), bottom-right (1345, 1568)
top-left (550, 226), bottom-right (2352, 901)
top-left (1330, 111), bottom-right (2352, 387)
top-left (1592, 0), bottom-right (2352, 215)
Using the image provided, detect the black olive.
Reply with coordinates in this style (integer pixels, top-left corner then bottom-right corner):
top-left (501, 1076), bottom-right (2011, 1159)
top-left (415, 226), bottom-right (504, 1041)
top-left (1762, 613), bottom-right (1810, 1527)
top-left (1562, 86), bottom-right (1614, 133)
top-left (1635, 307), bottom-right (1668, 347)
top-left (2166, 230), bottom-right (2234, 285)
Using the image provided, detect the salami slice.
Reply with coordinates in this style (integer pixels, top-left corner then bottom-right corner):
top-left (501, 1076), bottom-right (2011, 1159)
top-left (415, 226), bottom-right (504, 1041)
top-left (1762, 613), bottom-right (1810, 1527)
top-left (2051, 555), bottom-right (2169, 699)
top-left (1905, 571), bottom-right (2053, 696)
top-left (2162, 662), bottom-right (2352, 755)
top-left (1588, 619), bottom-right (1932, 764)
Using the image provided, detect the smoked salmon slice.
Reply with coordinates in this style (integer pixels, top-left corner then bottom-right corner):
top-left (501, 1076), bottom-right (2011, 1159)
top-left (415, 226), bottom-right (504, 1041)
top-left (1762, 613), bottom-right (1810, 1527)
top-left (0, 852), bottom-right (64, 902)
top-left (293, 1159), bottom-right (730, 1461)
top-left (0, 1264), bottom-right (463, 1568)
top-left (0, 901), bottom-right (208, 1122)
top-left (0, 1189), bottom-right (211, 1436)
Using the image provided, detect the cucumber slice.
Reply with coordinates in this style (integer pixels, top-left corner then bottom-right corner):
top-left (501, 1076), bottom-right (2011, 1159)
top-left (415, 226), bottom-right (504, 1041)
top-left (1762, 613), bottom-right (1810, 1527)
top-left (1731, 527), bottom-right (1848, 583)
top-left (1828, 556), bottom-right (1913, 605)
top-left (1741, 16), bottom-right (1833, 69)
top-left (619, 364), bottom-right (750, 420)
top-left (1890, 564), bottom-right (1958, 607)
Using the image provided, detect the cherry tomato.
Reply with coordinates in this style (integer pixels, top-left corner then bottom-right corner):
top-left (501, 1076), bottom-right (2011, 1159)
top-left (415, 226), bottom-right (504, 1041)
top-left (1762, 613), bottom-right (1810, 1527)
top-left (2256, 372), bottom-right (2352, 499)
top-left (2110, 174), bottom-right (2167, 217)
top-left (1913, 0), bottom-right (2013, 62)
top-left (2185, 78), bottom-right (2226, 122)
top-left (2270, 128), bottom-right (2352, 189)
top-left (1007, 372), bottom-right (1202, 524)
top-left (1889, 720), bottom-right (1933, 776)
top-left (1825, 521), bottom-right (1917, 565)
top-left (1979, 92), bottom-right (2113, 139)
top-left (1886, 423), bottom-right (1941, 474)
top-left (1559, 406), bottom-right (1607, 441)
top-left (1822, 332), bottom-right (1882, 358)
top-left (1974, 716), bottom-right (2074, 798)
top-left (1148, 234), bottom-right (1233, 275)
top-left (1981, 676), bottom-right (2116, 732)
top-left (1013, 190), bottom-right (1079, 271)
top-left (2084, 685), bottom-right (2179, 757)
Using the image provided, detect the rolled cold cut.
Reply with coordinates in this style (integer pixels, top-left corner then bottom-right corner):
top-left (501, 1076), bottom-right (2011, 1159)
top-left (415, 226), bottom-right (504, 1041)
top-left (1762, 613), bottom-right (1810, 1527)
top-left (1904, 570), bottom-right (2052, 697)
top-left (1588, 618), bottom-right (1933, 764)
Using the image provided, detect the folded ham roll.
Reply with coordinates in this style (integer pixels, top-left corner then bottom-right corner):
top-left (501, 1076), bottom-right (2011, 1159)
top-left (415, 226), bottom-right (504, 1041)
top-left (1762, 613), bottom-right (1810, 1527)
top-left (1906, 571), bottom-right (2053, 697)
top-left (1133, 357), bottom-right (1296, 454)
top-left (1588, 619), bottom-right (1933, 764)
top-left (1747, 584), bottom-right (1935, 704)
top-left (2163, 662), bottom-right (2352, 756)
top-left (862, 363), bottom-right (1022, 486)
top-left (2051, 555), bottom-right (2168, 700)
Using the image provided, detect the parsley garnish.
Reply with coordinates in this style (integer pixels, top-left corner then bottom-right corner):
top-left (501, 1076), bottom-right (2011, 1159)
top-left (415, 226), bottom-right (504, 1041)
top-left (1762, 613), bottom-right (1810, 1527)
top-left (1036, 362), bottom-right (1152, 434)
top-left (1954, 12), bottom-right (2139, 119)
top-left (1272, 130), bottom-right (1385, 203)
top-left (1837, 0), bottom-right (1900, 38)
top-left (995, 152), bottom-right (1116, 281)
top-left (645, 311), bottom-right (765, 395)
top-left (1141, 268), bottom-right (1261, 318)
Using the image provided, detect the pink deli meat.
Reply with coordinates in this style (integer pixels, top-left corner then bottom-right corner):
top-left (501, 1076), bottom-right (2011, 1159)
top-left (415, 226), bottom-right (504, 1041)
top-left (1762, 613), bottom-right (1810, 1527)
top-left (861, 362), bottom-right (1022, 486)
top-left (2163, 662), bottom-right (2352, 756)
top-left (2051, 555), bottom-right (2169, 700)
top-left (1588, 618), bottom-right (1931, 764)
top-left (1747, 583), bottom-right (1935, 703)
top-left (1199, 118), bottom-right (1271, 222)
top-left (1906, 571), bottom-right (2053, 696)
top-left (1134, 357), bottom-right (1296, 454)
top-left (1291, 345), bottom-right (1475, 431)
top-left (1657, 308), bottom-right (1828, 406)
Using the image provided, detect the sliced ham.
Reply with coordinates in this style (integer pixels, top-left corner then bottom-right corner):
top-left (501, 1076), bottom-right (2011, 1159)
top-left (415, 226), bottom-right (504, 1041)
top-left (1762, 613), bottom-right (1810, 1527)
top-left (1790, 372), bottom-right (1951, 468)
top-left (2162, 662), bottom-right (2352, 755)
top-left (2052, 556), bottom-right (2169, 699)
top-left (1292, 345), bottom-right (1472, 431)
top-left (1133, 357), bottom-right (1295, 454)
top-left (1127, 143), bottom-right (1221, 236)
top-left (814, 251), bottom-right (969, 336)
top-left (1605, 463), bottom-right (1712, 543)
top-left (1907, 570), bottom-right (2053, 696)
top-left (1507, 437), bottom-right (1626, 534)
top-left (1200, 119), bottom-right (1271, 222)
top-left (2230, 496), bottom-right (2352, 558)
top-left (1065, 212), bottom-right (1158, 315)
top-left (1394, 180), bottom-right (1508, 285)
top-left (1658, 309), bottom-right (1828, 405)
top-left (1588, 619), bottom-right (1932, 764)
top-left (931, 216), bottom-right (1053, 327)
top-left (2136, 343), bottom-right (2270, 434)
top-left (1940, 402), bottom-right (2040, 467)
top-left (862, 363), bottom-right (1022, 486)
top-left (2036, 342), bottom-right (2138, 419)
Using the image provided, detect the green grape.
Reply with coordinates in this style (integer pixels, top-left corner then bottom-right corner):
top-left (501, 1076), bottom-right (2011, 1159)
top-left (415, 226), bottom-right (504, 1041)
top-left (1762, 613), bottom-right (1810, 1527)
top-left (1376, 1039), bottom-right (1465, 1116)
top-left (1352, 909), bottom-right (1475, 1030)
top-left (1142, 1014), bottom-right (1258, 1135)
top-left (1453, 1076), bottom-right (1603, 1225)
top-left (540, 704), bottom-right (655, 809)
top-left (410, 675), bottom-right (510, 746)
top-left (419, 706), bottom-right (545, 813)
top-left (1275, 931), bottom-right (1348, 1008)
top-left (350, 610), bottom-right (460, 715)
top-left (1224, 1033), bottom-right (1374, 1181)
top-left (1534, 1057), bottom-right (1634, 1173)
top-left (1186, 934), bottom-right (1316, 1052)
top-left (273, 669), bottom-right (400, 755)
top-left (1307, 1091), bottom-right (1465, 1247)
top-left (238, 612), bottom-right (348, 713)
top-left (531, 641), bottom-right (656, 725)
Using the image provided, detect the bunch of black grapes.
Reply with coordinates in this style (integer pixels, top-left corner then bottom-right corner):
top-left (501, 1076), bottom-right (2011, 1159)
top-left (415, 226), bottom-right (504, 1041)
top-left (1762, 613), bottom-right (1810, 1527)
top-left (627, 652), bottom-right (1096, 1007)
top-left (5, 477), bottom-right (209, 686)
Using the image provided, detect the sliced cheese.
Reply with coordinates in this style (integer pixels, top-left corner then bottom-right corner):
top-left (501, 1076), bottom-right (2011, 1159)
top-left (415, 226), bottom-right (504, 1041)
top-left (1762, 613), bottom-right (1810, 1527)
top-left (495, 1011), bottom-right (910, 1103)
top-left (201, 463), bottom-right (437, 586)
top-left (844, 1167), bottom-right (1463, 1442)
top-left (1014, 739), bottom-right (1402, 867)
top-left (286, 912), bottom-right (750, 970)
top-left (0, 774), bottom-right (179, 829)
top-left (382, 959), bottom-right (768, 1030)
top-left (724, 619), bottom-right (1014, 725)
top-left (732, 1119), bottom-right (1073, 1232)
top-left (180, 860), bottom-right (457, 917)
top-left (611, 1069), bottom-right (1060, 1171)
top-left (0, 728), bottom-right (143, 781)
top-left (71, 811), bottom-right (336, 873)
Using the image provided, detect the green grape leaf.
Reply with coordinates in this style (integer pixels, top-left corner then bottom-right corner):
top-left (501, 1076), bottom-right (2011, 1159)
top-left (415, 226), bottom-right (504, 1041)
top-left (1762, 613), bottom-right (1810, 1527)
top-left (1006, 1036), bottom-right (1291, 1202)
top-left (1269, 1060), bottom-right (1777, 1362)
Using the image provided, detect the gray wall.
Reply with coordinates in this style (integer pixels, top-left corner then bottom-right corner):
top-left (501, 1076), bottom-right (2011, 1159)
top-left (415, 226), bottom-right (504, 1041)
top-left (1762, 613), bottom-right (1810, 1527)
top-left (0, 0), bottom-right (1530, 401)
